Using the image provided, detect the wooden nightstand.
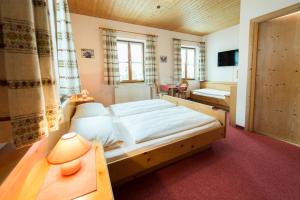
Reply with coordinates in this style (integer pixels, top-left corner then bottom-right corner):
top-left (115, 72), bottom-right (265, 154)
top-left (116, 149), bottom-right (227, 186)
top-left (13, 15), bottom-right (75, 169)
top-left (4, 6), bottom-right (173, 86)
top-left (0, 143), bottom-right (114, 200)
top-left (70, 96), bottom-right (95, 106)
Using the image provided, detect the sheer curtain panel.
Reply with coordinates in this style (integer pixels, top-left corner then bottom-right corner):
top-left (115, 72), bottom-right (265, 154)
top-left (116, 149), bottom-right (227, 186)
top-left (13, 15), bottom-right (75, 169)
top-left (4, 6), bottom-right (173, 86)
top-left (56, 0), bottom-right (81, 99)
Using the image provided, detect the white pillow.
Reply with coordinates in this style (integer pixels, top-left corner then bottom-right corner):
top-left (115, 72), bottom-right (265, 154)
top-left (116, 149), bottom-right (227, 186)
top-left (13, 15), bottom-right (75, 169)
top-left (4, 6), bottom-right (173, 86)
top-left (69, 116), bottom-right (122, 148)
top-left (72, 102), bottom-right (110, 119)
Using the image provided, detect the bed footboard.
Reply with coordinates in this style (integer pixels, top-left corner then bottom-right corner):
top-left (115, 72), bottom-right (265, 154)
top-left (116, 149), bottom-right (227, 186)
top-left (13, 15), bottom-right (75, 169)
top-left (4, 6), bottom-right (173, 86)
top-left (190, 82), bottom-right (237, 126)
top-left (160, 95), bottom-right (226, 127)
top-left (108, 126), bottom-right (224, 186)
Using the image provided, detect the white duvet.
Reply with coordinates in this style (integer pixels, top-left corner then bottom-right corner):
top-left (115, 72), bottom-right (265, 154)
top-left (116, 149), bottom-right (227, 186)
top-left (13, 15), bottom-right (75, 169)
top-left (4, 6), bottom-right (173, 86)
top-left (110, 99), bottom-right (176, 117)
top-left (119, 106), bottom-right (217, 143)
top-left (192, 88), bottom-right (230, 99)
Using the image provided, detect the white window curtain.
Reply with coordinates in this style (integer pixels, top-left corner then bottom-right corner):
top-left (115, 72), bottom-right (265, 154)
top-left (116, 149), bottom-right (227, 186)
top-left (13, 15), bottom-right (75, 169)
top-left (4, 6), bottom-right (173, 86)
top-left (102, 29), bottom-right (120, 85)
top-left (0, 0), bottom-right (60, 147)
top-left (173, 39), bottom-right (182, 84)
top-left (56, 0), bottom-right (81, 99)
top-left (145, 35), bottom-right (158, 85)
top-left (198, 42), bottom-right (206, 81)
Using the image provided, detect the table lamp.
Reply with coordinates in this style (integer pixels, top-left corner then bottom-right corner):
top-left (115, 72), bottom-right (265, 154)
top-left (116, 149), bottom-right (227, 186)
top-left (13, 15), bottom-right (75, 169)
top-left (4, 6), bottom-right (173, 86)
top-left (47, 132), bottom-right (91, 176)
top-left (81, 89), bottom-right (89, 99)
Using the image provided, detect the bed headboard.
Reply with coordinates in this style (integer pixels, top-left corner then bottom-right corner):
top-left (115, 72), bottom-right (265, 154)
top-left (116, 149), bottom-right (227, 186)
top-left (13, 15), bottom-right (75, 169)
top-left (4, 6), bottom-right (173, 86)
top-left (200, 81), bottom-right (237, 92)
top-left (60, 99), bottom-right (76, 127)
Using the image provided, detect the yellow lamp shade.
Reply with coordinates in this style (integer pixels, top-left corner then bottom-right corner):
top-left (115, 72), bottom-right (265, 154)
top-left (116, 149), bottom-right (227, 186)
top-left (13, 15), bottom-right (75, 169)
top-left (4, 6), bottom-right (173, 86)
top-left (47, 132), bottom-right (91, 164)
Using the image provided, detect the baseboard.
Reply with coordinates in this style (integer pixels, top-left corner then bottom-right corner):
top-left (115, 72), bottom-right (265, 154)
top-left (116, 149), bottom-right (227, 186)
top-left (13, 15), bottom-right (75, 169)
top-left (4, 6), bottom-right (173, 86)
top-left (235, 125), bottom-right (245, 130)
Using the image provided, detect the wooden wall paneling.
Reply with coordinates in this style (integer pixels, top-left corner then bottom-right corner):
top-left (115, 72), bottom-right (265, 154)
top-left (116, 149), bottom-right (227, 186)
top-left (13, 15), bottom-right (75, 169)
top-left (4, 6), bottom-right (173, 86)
top-left (253, 11), bottom-right (300, 145)
top-left (245, 3), bottom-right (300, 132)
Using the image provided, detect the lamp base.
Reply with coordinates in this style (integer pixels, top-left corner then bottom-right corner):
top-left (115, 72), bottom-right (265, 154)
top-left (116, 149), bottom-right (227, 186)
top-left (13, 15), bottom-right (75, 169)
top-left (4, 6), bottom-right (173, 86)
top-left (60, 159), bottom-right (81, 176)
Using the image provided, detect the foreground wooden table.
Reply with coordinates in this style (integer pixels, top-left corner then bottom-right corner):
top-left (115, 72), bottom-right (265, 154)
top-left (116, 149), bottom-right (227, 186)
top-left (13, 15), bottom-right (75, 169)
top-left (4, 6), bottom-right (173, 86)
top-left (1, 143), bottom-right (113, 200)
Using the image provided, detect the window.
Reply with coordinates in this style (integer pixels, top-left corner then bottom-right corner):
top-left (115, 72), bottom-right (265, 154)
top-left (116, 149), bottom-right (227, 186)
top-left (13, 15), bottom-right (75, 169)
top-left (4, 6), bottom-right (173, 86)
top-left (117, 40), bottom-right (144, 82)
top-left (181, 47), bottom-right (196, 79)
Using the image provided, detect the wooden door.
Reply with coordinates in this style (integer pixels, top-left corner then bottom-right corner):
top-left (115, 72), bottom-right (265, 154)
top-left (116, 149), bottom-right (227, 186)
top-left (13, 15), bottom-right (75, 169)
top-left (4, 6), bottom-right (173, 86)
top-left (254, 12), bottom-right (300, 144)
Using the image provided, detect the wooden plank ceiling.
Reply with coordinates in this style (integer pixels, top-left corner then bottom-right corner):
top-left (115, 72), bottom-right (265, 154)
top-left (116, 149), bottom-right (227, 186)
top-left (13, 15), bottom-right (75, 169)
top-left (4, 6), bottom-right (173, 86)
top-left (68, 0), bottom-right (240, 36)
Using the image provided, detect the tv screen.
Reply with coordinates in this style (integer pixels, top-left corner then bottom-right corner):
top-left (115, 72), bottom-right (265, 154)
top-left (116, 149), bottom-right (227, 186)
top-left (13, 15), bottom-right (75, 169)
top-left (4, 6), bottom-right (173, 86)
top-left (218, 49), bottom-right (239, 67)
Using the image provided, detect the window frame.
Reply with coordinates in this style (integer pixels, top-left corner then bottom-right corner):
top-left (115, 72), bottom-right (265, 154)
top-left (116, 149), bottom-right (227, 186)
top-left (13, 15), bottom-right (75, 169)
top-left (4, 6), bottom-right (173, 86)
top-left (117, 40), bottom-right (145, 83)
top-left (181, 47), bottom-right (196, 80)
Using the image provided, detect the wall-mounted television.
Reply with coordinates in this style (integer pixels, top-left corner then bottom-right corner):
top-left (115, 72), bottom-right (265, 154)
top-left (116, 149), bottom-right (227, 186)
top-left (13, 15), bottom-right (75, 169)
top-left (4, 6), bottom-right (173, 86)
top-left (218, 49), bottom-right (239, 67)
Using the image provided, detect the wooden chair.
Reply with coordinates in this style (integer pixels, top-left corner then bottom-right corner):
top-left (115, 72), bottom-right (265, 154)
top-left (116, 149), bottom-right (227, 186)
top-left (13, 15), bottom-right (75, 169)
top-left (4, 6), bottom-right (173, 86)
top-left (176, 80), bottom-right (189, 99)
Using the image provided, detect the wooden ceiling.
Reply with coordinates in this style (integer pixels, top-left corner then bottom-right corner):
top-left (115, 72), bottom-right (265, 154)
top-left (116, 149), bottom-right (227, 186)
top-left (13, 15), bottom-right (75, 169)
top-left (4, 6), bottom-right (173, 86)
top-left (68, 0), bottom-right (240, 36)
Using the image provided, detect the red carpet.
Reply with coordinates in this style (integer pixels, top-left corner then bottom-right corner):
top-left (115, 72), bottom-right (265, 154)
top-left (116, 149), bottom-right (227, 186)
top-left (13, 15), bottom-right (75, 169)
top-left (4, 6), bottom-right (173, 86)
top-left (113, 119), bottom-right (300, 200)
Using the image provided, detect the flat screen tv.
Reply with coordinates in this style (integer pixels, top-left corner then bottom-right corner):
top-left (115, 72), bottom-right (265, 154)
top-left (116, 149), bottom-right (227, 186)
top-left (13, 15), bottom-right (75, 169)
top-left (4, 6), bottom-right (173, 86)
top-left (218, 49), bottom-right (239, 67)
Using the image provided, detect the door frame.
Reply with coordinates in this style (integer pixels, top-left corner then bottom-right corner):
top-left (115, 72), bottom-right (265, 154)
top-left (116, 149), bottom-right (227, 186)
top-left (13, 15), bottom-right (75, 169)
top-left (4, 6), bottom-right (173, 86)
top-left (245, 3), bottom-right (300, 131)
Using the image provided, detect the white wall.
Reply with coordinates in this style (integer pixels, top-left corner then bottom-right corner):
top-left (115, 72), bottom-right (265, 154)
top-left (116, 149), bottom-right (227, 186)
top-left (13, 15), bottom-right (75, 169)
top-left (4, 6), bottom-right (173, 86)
top-left (237, 0), bottom-right (300, 126)
top-left (115, 84), bottom-right (151, 103)
top-left (204, 25), bottom-right (239, 82)
top-left (70, 14), bottom-right (203, 105)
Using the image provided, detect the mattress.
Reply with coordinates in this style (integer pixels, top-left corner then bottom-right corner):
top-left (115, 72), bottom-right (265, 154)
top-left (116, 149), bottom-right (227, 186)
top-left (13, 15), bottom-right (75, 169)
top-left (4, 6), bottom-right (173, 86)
top-left (110, 99), bottom-right (176, 117)
top-left (192, 88), bottom-right (230, 100)
top-left (118, 106), bottom-right (217, 143)
top-left (104, 120), bottom-right (221, 163)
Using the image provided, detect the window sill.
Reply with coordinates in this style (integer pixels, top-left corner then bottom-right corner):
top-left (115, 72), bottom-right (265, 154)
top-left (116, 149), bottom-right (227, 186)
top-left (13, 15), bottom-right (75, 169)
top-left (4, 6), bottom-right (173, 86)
top-left (182, 78), bottom-right (195, 81)
top-left (120, 80), bottom-right (145, 84)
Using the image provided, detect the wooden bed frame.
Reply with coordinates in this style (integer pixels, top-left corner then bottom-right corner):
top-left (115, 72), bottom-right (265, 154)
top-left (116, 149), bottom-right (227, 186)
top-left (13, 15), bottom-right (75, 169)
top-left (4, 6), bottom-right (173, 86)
top-left (190, 81), bottom-right (237, 126)
top-left (107, 95), bottom-right (226, 186)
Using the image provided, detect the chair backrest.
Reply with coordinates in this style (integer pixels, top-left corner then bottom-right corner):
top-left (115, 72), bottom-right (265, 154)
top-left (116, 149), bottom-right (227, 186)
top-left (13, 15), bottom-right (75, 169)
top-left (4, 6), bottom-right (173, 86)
top-left (179, 80), bottom-right (188, 87)
top-left (178, 80), bottom-right (189, 91)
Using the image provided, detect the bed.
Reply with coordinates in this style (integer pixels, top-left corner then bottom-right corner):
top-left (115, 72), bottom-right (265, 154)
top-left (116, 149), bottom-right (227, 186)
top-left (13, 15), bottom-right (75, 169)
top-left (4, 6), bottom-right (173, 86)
top-left (192, 88), bottom-right (230, 100)
top-left (70, 95), bottom-right (226, 185)
top-left (191, 81), bottom-right (237, 126)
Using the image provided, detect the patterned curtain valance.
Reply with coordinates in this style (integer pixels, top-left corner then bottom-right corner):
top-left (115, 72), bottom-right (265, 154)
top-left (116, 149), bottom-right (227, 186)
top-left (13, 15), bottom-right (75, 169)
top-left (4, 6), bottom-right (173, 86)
top-left (198, 42), bottom-right (206, 81)
top-left (0, 0), bottom-right (60, 148)
top-left (102, 29), bottom-right (120, 86)
top-left (56, 0), bottom-right (81, 100)
top-left (173, 39), bottom-right (182, 84)
top-left (145, 35), bottom-right (158, 85)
